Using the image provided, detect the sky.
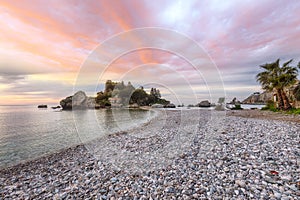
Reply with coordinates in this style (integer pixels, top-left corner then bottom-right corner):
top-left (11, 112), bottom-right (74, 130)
top-left (0, 0), bottom-right (300, 105)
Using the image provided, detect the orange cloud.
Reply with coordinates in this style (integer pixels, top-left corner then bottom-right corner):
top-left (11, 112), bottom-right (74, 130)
top-left (0, 0), bottom-right (299, 105)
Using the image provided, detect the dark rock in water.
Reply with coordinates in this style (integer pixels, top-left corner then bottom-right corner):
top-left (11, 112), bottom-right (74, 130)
top-left (38, 105), bottom-right (47, 108)
top-left (197, 100), bottom-right (211, 107)
top-left (164, 103), bottom-right (176, 108)
top-left (51, 106), bottom-right (61, 109)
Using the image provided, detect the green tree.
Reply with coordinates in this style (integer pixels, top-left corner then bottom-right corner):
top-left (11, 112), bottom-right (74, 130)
top-left (105, 80), bottom-right (117, 93)
top-left (256, 59), bottom-right (298, 110)
top-left (96, 91), bottom-right (112, 107)
top-left (96, 80), bottom-right (171, 107)
top-left (130, 89), bottom-right (148, 105)
top-left (150, 88), bottom-right (161, 99)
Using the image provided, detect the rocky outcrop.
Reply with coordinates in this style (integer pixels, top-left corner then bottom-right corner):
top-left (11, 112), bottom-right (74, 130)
top-left (242, 92), bottom-right (272, 104)
top-left (60, 96), bottom-right (72, 110)
top-left (197, 100), bottom-right (211, 107)
top-left (72, 91), bottom-right (87, 107)
top-left (60, 91), bottom-right (100, 110)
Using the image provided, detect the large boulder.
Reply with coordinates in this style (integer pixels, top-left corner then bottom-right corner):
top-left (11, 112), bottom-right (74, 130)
top-left (72, 91), bottom-right (87, 108)
top-left (198, 100), bottom-right (211, 107)
top-left (60, 91), bottom-right (88, 110)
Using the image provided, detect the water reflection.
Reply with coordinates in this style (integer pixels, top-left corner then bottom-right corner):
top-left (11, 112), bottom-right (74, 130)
top-left (0, 106), bottom-right (153, 168)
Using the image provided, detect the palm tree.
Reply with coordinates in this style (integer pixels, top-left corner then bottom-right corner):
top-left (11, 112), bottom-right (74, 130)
top-left (256, 59), bottom-right (298, 110)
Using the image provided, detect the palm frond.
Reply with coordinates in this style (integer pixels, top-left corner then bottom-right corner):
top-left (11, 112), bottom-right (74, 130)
top-left (256, 58), bottom-right (298, 92)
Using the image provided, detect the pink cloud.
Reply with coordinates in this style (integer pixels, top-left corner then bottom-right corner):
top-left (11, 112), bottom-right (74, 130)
top-left (0, 0), bottom-right (300, 104)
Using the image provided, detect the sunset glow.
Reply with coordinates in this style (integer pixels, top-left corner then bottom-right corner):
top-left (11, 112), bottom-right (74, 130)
top-left (0, 0), bottom-right (300, 105)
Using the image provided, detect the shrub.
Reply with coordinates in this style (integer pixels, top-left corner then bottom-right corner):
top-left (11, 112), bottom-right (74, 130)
top-left (231, 104), bottom-right (243, 110)
top-left (261, 100), bottom-right (279, 112)
top-left (286, 108), bottom-right (300, 114)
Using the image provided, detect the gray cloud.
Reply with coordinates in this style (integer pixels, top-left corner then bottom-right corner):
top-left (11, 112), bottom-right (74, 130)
top-left (0, 74), bottom-right (25, 84)
top-left (1, 79), bottom-right (74, 100)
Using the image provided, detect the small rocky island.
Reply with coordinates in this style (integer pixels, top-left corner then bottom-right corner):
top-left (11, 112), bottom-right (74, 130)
top-left (37, 104), bottom-right (47, 108)
top-left (60, 91), bottom-right (97, 110)
top-left (60, 80), bottom-right (171, 110)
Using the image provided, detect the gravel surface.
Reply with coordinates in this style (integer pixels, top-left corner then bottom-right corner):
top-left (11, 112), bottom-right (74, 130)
top-left (1, 109), bottom-right (299, 199)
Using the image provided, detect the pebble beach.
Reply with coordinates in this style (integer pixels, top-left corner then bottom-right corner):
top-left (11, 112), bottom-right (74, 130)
top-left (1, 109), bottom-right (299, 199)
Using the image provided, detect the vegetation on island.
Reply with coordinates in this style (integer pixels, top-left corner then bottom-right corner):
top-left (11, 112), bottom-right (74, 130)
top-left (256, 59), bottom-right (300, 113)
top-left (95, 80), bottom-right (170, 107)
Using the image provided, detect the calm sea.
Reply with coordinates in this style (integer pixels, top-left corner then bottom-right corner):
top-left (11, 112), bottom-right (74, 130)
top-left (0, 106), bottom-right (154, 168)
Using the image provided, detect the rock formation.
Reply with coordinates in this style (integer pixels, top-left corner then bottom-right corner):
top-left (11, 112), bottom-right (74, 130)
top-left (86, 97), bottom-right (98, 109)
top-left (242, 92), bottom-right (273, 104)
top-left (60, 91), bottom-right (100, 110)
top-left (197, 100), bottom-right (211, 107)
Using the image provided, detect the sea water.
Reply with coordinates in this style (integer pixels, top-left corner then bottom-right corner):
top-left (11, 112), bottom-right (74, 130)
top-left (0, 106), bottom-right (154, 168)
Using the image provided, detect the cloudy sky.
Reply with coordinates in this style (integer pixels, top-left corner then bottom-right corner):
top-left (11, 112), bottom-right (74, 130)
top-left (0, 0), bottom-right (300, 105)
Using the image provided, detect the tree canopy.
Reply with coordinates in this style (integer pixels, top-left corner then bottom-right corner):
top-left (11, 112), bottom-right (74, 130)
top-left (95, 80), bottom-right (170, 107)
top-left (256, 59), bottom-right (298, 110)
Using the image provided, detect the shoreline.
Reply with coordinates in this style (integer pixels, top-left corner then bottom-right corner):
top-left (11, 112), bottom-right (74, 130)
top-left (1, 109), bottom-right (299, 199)
top-left (2, 109), bottom-right (298, 171)
top-left (0, 108), bottom-right (161, 170)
